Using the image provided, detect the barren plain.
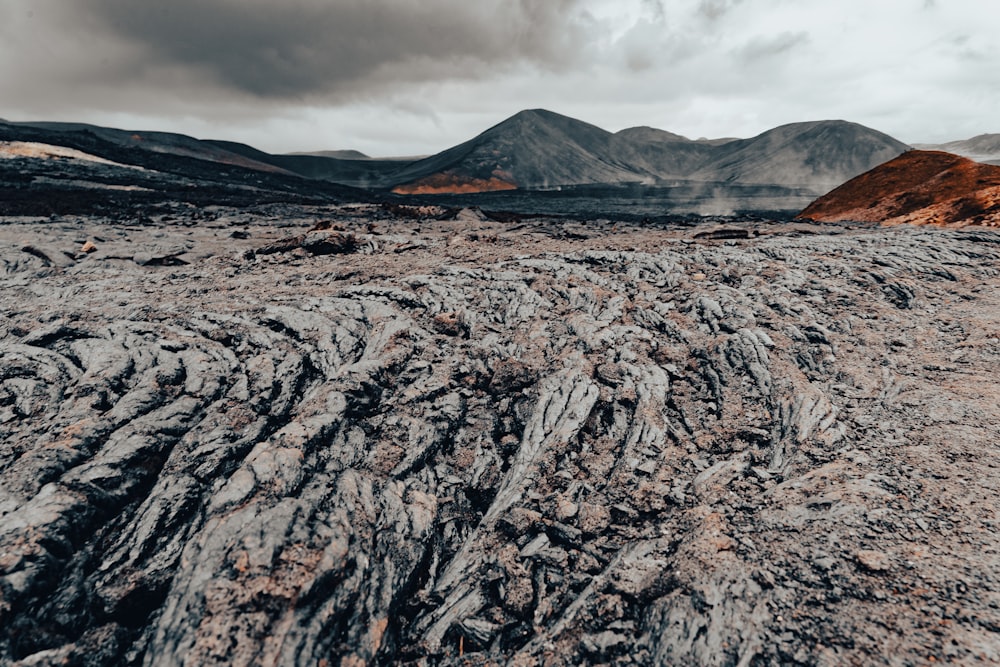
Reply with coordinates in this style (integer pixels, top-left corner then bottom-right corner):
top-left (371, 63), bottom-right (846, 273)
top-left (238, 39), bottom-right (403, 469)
top-left (1, 204), bottom-right (999, 665)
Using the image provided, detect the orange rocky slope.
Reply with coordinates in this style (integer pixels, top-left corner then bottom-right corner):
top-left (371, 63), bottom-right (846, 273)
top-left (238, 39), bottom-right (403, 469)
top-left (798, 150), bottom-right (1000, 227)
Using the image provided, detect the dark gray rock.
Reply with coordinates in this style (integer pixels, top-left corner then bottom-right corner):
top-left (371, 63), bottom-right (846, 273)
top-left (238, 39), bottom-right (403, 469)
top-left (1, 212), bottom-right (999, 666)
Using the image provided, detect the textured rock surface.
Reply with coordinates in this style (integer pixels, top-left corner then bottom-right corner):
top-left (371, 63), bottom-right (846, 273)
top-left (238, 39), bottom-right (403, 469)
top-left (1, 206), bottom-right (1000, 666)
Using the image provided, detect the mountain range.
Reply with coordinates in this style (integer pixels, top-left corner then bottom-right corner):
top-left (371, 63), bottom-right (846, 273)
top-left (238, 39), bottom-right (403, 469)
top-left (3, 110), bottom-right (998, 216)
top-left (1, 111), bottom-right (909, 192)
top-left (389, 109), bottom-right (910, 196)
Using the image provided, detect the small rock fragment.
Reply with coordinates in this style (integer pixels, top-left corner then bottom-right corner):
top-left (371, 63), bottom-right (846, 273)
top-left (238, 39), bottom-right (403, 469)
top-left (488, 359), bottom-right (536, 394)
top-left (856, 549), bottom-right (892, 572)
top-left (554, 495), bottom-right (579, 521)
top-left (432, 311), bottom-right (468, 337)
top-left (578, 502), bottom-right (611, 535)
top-left (498, 508), bottom-right (543, 537)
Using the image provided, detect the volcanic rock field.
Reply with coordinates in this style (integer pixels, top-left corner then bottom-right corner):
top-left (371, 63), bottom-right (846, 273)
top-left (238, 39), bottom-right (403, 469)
top-left (2, 204), bottom-right (999, 665)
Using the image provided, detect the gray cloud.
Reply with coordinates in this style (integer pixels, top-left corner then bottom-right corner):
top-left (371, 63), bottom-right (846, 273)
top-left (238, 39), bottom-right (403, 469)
top-left (735, 31), bottom-right (809, 62)
top-left (640, 0), bottom-right (666, 23)
top-left (697, 0), bottom-right (744, 22)
top-left (2, 0), bottom-right (998, 154)
top-left (2, 0), bottom-right (593, 106)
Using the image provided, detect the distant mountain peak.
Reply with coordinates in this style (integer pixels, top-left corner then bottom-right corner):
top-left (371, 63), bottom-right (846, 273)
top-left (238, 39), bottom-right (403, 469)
top-left (689, 120), bottom-right (910, 190)
top-left (614, 126), bottom-right (691, 143)
top-left (486, 108), bottom-right (610, 134)
top-left (289, 149), bottom-right (371, 160)
top-left (511, 108), bottom-right (564, 120)
top-left (915, 133), bottom-right (1000, 165)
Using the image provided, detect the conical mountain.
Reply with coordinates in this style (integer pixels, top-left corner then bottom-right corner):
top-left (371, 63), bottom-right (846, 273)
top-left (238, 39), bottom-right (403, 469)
top-left (389, 109), bottom-right (650, 194)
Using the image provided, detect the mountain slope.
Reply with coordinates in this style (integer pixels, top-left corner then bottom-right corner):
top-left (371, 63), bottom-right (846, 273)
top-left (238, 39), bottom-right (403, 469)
top-left (692, 120), bottom-right (910, 191)
top-left (0, 121), bottom-right (369, 215)
top-left (607, 127), bottom-right (718, 179)
top-left (4, 120), bottom-right (411, 190)
top-left (294, 149), bottom-right (371, 159)
top-left (5, 121), bottom-right (295, 175)
top-left (206, 139), bottom-right (413, 189)
top-left (798, 150), bottom-right (1000, 227)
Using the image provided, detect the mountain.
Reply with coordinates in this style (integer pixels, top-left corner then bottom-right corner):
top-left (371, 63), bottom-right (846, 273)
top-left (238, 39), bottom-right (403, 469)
top-left (293, 149), bottom-right (371, 159)
top-left (798, 150), bottom-right (1000, 227)
top-left (0, 120), bottom-right (368, 215)
top-left (1, 120), bottom-right (409, 191)
top-left (205, 140), bottom-right (412, 189)
top-left (2, 111), bottom-right (914, 211)
top-left (389, 109), bottom-right (647, 194)
top-left (4, 120), bottom-right (294, 175)
top-left (607, 126), bottom-right (719, 179)
top-left (914, 134), bottom-right (1000, 165)
top-left (691, 121), bottom-right (910, 190)
top-left (386, 111), bottom-right (909, 195)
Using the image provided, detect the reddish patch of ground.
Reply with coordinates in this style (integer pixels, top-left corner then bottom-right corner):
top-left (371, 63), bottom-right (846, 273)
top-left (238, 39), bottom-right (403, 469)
top-left (798, 150), bottom-right (1000, 227)
top-left (392, 171), bottom-right (517, 195)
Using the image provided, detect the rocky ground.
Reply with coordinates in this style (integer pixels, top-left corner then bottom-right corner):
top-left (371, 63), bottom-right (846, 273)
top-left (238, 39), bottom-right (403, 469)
top-left (1, 205), bottom-right (999, 666)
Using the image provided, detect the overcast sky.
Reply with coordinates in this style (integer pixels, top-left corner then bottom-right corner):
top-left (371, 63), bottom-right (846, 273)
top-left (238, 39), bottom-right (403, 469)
top-left (1, 0), bottom-right (997, 156)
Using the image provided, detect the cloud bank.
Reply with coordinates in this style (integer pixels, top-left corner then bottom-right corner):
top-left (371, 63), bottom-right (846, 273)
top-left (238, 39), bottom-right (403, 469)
top-left (1, 0), bottom-right (998, 154)
top-left (1, 0), bottom-right (593, 110)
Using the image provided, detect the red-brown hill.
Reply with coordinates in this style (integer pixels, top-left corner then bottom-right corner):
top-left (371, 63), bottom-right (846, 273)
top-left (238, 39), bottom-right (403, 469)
top-left (798, 150), bottom-right (1000, 227)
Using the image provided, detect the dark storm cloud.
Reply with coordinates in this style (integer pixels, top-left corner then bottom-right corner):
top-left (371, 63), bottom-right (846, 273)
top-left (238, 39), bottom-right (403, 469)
top-left (9, 0), bottom-right (591, 103)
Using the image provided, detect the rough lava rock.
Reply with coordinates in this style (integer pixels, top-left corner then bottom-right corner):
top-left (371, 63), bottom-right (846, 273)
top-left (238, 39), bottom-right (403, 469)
top-left (1, 207), bottom-right (999, 666)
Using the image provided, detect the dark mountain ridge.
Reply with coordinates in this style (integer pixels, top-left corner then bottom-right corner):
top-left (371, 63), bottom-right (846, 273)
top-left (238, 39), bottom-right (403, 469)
top-left (387, 111), bottom-right (910, 195)
top-left (2, 110), bottom-right (914, 209)
top-left (0, 120), bottom-right (368, 215)
top-left (3, 120), bottom-right (293, 175)
top-left (204, 139), bottom-right (413, 190)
